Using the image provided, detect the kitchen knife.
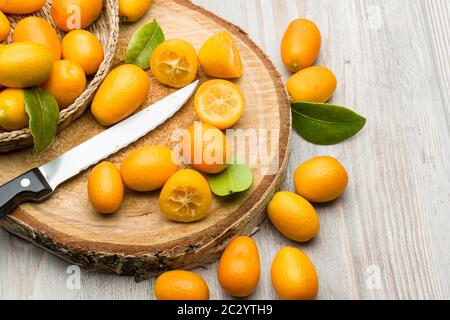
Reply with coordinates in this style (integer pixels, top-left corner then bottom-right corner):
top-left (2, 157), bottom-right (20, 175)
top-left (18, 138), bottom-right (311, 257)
top-left (0, 80), bottom-right (199, 218)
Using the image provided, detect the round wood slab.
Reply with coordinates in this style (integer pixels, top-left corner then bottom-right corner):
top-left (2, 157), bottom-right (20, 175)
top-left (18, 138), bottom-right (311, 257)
top-left (0, 0), bottom-right (291, 281)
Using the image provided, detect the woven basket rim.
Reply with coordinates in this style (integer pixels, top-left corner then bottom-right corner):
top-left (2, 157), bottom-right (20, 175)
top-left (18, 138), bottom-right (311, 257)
top-left (0, 0), bottom-right (120, 152)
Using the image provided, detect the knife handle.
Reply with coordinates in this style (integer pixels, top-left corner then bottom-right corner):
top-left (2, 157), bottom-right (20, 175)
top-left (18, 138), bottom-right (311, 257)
top-left (0, 168), bottom-right (53, 219)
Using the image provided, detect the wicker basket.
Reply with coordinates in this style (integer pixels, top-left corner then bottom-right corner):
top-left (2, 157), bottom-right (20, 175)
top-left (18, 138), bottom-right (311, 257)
top-left (0, 0), bottom-right (119, 152)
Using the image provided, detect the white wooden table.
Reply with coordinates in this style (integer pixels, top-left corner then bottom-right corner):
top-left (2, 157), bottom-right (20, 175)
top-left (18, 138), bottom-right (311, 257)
top-left (1, 0), bottom-right (449, 300)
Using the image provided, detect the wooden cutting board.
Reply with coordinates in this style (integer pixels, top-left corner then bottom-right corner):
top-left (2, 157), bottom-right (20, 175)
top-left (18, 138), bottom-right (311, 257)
top-left (0, 0), bottom-right (291, 281)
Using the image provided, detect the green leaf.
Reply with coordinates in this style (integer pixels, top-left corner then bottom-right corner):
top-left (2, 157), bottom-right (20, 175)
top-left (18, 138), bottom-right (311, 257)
top-left (125, 20), bottom-right (165, 69)
top-left (291, 101), bottom-right (366, 145)
top-left (207, 161), bottom-right (253, 197)
top-left (24, 88), bottom-right (60, 153)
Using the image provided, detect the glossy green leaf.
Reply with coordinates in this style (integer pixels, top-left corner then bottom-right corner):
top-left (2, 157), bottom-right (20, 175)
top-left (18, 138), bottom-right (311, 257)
top-left (291, 101), bottom-right (366, 145)
top-left (125, 20), bottom-right (165, 69)
top-left (208, 162), bottom-right (253, 197)
top-left (24, 88), bottom-right (60, 153)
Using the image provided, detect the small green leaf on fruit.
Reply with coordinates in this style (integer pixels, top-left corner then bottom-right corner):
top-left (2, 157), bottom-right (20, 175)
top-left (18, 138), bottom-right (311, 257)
top-left (291, 101), bottom-right (366, 145)
top-left (24, 88), bottom-right (60, 153)
top-left (125, 19), bottom-right (165, 69)
top-left (208, 162), bottom-right (253, 197)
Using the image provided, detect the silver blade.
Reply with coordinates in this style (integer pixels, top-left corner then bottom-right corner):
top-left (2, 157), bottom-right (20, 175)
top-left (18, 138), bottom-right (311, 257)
top-left (40, 80), bottom-right (199, 190)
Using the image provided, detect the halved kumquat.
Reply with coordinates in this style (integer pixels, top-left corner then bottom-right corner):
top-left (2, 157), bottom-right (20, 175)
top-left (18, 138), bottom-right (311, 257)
top-left (199, 31), bottom-right (243, 79)
top-left (150, 39), bottom-right (198, 88)
top-left (194, 79), bottom-right (245, 130)
top-left (159, 169), bottom-right (212, 223)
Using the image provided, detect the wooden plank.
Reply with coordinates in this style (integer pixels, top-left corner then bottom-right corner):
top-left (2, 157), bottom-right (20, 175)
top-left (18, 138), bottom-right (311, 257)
top-left (0, 0), bottom-right (449, 300)
top-left (422, 0), bottom-right (450, 124)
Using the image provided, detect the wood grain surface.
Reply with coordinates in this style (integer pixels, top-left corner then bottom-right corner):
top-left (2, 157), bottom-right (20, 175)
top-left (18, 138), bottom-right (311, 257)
top-left (0, 0), bottom-right (449, 300)
top-left (0, 0), bottom-right (291, 281)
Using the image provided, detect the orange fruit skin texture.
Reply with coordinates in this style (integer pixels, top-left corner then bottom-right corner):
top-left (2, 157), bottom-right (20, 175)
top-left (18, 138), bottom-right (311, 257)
top-left (271, 247), bottom-right (319, 300)
top-left (62, 30), bottom-right (104, 76)
top-left (13, 17), bottom-right (61, 61)
top-left (0, 88), bottom-right (28, 131)
top-left (155, 270), bottom-right (210, 300)
top-left (286, 66), bottom-right (337, 103)
top-left (281, 18), bottom-right (321, 73)
top-left (119, 0), bottom-right (152, 23)
top-left (294, 156), bottom-right (349, 203)
top-left (51, 0), bottom-right (103, 32)
top-left (185, 122), bottom-right (232, 174)
top-left (150, 39), bottom-right (198, 88)
top-left (0, 42), bottom-right (53, 88)
top-left (88, 162), bottom-right (124, 214)
top-left (159, 169), bottom-right (212, 223)
top-left (41, 60), bottom-right (86, 109)
top-left (199, 31), bottom-right (243, 79)
top-left (91, 64), bottom-right (150, 126)
top-left (120, 146), bottom-right (177, 192)
top-left (267, 191), bottom-right (320, 242)
top-left (0, 0), bottom-right (46, 14)
top-left (194, 79), bottom-right (245, 130)
top-left (218, 236), bottom-right (260, 297)
top-left (0, 10), bottom-right (10, 42)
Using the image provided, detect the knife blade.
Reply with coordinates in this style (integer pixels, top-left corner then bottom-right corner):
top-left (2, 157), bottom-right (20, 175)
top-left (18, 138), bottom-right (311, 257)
top-left (0, 80), bottom-right (199, 218)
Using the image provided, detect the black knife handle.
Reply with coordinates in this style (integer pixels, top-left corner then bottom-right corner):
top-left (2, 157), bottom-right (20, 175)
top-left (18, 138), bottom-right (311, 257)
top-left (0, 168), bottom-right (53, 219)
